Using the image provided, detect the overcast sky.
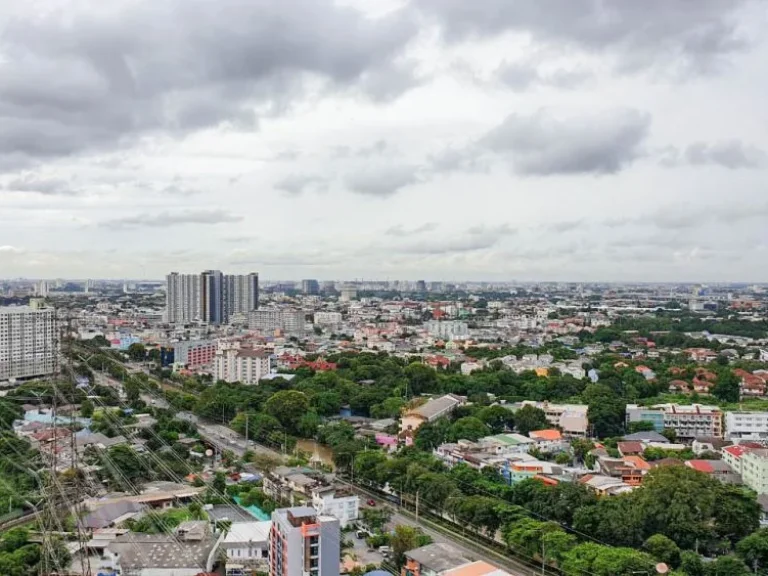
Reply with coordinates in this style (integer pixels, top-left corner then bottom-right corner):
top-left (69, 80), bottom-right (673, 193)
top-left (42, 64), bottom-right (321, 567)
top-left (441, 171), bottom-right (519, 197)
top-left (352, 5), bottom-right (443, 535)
top-left (1, 0), bottom-right (767, 282)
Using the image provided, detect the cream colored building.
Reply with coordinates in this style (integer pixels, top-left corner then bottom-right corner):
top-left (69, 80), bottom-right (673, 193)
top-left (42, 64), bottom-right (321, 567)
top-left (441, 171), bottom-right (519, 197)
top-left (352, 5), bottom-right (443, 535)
top-left (741, 449), bottom-right (768, 494)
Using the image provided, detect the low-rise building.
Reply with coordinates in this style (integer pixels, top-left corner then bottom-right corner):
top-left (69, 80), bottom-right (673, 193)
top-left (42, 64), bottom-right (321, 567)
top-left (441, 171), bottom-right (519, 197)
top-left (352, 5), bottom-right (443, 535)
top-left (400, 394), bottom-right (466, 438)
top-left (269, 507), bottom-right (340, 576)
top-left (685, 460), bottom-right (741, 484)
top-left (310, 486), bottom-right (359, 528)
top-left (626, 404), bottom-right (724, 439)
top-left (741, 449), bottom-right (768, 494)
top-left (221, 520), bottom-right (272, 574)
top-left (725, 412), bottom-right (768, 440)
top-left (508, 401), bottom-right (588, 437)
top-left (101, 521), bottom-right (221, 576)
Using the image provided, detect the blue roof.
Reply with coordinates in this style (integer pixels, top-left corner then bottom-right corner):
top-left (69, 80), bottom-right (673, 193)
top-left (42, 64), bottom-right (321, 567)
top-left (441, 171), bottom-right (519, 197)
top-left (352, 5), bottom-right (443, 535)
top-left (364, 571), bottom-right (392, 576)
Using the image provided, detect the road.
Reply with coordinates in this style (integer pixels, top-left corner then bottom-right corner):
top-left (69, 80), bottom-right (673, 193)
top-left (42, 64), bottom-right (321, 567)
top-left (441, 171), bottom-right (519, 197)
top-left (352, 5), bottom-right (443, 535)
top-left (87, 357), bottom-right (542, 574)
top-left (342, 480), bottom-right (548, 576)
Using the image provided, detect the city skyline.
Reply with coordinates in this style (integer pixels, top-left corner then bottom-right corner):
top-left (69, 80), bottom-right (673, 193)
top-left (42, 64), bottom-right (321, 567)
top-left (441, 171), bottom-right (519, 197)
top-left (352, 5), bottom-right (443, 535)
top-left (1, 1), bottom-right (767, 282)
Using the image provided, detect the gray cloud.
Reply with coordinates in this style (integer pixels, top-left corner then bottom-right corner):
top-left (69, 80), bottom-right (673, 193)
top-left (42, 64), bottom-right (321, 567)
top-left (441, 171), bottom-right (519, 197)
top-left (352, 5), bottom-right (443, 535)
top-left (106, 209), bottom-right (243, 228)
top-left (544, 220), bottom-right (583, 233)
top-left (4, 174), bottom-right (78, 196)
top-left (416, 0), bottom-right (751, 75)
top-left (0, 0), bottom-right (417, 167)
top-left (497, 62), bottom-right (591, 91)
top-left (385, 222), bottom-right (439, 236)
top-left (345, 165), bottom-right (421, 197)
top-left (428, 146), bottom-right (485, 174)
top-left (661, 140), bottom-right (766, 169)
top-left (479, 109), bottom-right (651, 175)
top-left (274, 174), bottom-right (329, 196)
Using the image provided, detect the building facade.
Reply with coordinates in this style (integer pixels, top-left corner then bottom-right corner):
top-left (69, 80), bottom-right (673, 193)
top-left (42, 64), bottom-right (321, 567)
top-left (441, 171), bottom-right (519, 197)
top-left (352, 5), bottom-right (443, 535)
top-left (426, 321), bottom-right (469, 341)
top-left (626, 403), bottom-right (724, 439)
top-left (214, 347), bottom-right (272, 384)
top-left (301, 279), bottom-right (320, 295)
top-left (0, 304), bottom-right (56, 382)
top-left (725, 412), bottom-right (768, 440)
top-left (741, 449), bottom-right (768, 494)
top-left (166, 271), bottom-right (259, 325)
top-left (173, 340), bottom-right (217, 368)
top-left (249, 310), bottom-right (305, 336)
top-left (269, 507), bottom-right (340, 576)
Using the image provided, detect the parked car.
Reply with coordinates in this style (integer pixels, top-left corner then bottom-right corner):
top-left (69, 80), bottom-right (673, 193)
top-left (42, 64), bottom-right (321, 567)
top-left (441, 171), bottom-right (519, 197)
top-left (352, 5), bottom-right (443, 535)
top-left (366, 499), bottom-right (376, 507)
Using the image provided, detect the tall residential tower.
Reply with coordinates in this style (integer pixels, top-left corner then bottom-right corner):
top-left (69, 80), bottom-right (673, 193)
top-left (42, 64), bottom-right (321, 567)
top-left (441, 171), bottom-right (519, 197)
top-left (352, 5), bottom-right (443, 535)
top-left (166, 271), bottom-right (259, 325)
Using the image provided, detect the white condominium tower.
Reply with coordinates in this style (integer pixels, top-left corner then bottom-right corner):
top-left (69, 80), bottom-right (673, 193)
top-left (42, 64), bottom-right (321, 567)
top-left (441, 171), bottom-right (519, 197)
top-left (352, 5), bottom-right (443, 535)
top-left (0, 302), bottom-right (56, 382)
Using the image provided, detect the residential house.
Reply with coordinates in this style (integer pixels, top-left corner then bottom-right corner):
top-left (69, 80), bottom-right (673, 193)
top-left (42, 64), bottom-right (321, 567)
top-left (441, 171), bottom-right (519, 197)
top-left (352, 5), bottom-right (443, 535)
top-left (220, 520), bottom-right (272, 574)
top-left (685, 460), bottom-right (741, 484)
top-left (692, 436), bottom-right (731, 455)
top-left (401, 543), bottom-right (472, 576)
top-left (528, 429), bottom-right (568, 453)
top-left (579, 474), bottom-right (636, 496)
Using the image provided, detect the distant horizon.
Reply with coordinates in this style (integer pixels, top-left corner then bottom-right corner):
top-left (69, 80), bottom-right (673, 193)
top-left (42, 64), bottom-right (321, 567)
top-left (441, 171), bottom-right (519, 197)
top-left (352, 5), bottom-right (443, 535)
top-left (2, 276), bottom-right (767, 287)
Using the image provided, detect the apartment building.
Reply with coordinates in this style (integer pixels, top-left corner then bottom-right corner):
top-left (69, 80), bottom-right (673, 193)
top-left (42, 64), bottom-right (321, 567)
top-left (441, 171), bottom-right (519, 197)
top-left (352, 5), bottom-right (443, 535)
top-left (0, 303), bottom-right (56, 382)
top-left (269, 507), bottom-right (339, 576)
top-left (313, 312), bottom-right (343, 326)
top-left (173, 339), bottom-right (217, 368)
top-left (741, 449), bottom-right (768, 494)
top-left (626, 404), bottom-right (724, 440)
top-left (249, 309), bottom-right (306, 336)
top-left (725, 412), bottom-right (768, 440)
top-left (214, 346), bottom-right (272, 385)
top-left (426, 320), bottom-right (469, 341)
top-left (166, 271), bottom-right (259, 325)
top-left (310, 486), bottom-right (359, 528)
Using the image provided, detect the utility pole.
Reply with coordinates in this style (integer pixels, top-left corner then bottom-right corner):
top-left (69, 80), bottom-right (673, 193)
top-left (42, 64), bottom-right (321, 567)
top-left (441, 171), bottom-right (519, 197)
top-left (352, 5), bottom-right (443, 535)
top-left (245, 413), bottom-right (249, 453)
top-left (541, 539), bottom-right (545, 576)
top-left (415, 490), bottom-right (419, 523)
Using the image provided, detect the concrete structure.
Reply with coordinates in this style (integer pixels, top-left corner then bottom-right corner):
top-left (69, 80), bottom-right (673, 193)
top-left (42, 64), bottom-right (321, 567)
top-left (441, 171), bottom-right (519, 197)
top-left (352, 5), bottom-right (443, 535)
top-left (214, 346), bottom-right (272, 384)
top-left (626, 403), bottom-right (724, 439)
top-left (741, 449), bottom-right (768, 494)
top-left (167, 271), bottom-right (259, 325)
top-left (314, 312), bottom-right (343, 326)
top-left (173, 339), bottom-right (217, 368)
top-left (400, 394), bottom-right (466, 437)
top-left (509, 401), bottom-right (588, 437)
top-left (250, 309), bottom-right (305, 336)
top-left (269, 506), bottom-right (340, 576)
top-left (402, 543), bottom-right (471, 576)
top-left (0, 304), bottom-right (56, 381)
top-left (310, 486), bottom-right (359, 528)
top-left (222, 520), bottom-right (272, 574)
top-left (101, 521), bottom-right (221, 576)
top-left (725, 412), bottom-right (768, 440)
top-left (426, 320), bottom-right (469, 341)
top-left (302, 279), bottom-right (320, 295)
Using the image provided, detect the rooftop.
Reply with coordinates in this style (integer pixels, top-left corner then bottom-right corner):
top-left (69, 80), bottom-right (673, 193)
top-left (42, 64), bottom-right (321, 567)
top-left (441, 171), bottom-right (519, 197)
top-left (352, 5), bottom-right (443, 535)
top-left (107, 532), bottom-right (217, 570)
top-left (406, 543), bottom-right (470, 572)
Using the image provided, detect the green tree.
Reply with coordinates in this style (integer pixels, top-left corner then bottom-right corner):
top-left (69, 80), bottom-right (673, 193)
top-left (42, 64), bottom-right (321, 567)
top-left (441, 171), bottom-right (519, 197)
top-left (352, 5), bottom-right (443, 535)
top-left (587, 397), bottom-right (626, 438)
top-left (212, 472), bottom-right (226, 496)
top-left (478, 405), bottom-right (515, 433)
top-left (404, 363), bottom-right (439, 394)
top-left (736, 527), bottom-right (768, 570)
top-left (297, 411), bottom-right (322, 438)
top-left (514, 405), bottom-right (549, 435)
top-left (712, 370), bottom-right (740, 403)
top-left (127, 343), bottom-right (147, 361)
top-left (390, 525), bottom-right (432, 567)
top-left (231, 412), bottom-right (283, 443)
top-left (264, 391), bottom-right (310, 434)
top-left (627, 420), bottom-right (655, 433)
top-left (644, 534), bottom-right (681, 568)
top-left (80, 398), bottom-right (94, 418)
top-left (705, 555), bottom-right (750, 576)
top-left (311, 392), bottom-right (342, 417)
top-left (414, 418), bottom-right (450, 451)
top-left (361, 507), bottom-right (392, 532)
top-left (680, 550), bottom-right (705, 576)
top-left (448, 417), bottom-right (490, 442)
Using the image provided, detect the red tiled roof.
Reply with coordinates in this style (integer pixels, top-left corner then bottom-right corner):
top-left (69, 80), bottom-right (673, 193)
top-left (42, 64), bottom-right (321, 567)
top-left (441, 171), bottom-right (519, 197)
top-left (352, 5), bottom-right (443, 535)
top-left (686, 460), bottom-right (714, 473)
